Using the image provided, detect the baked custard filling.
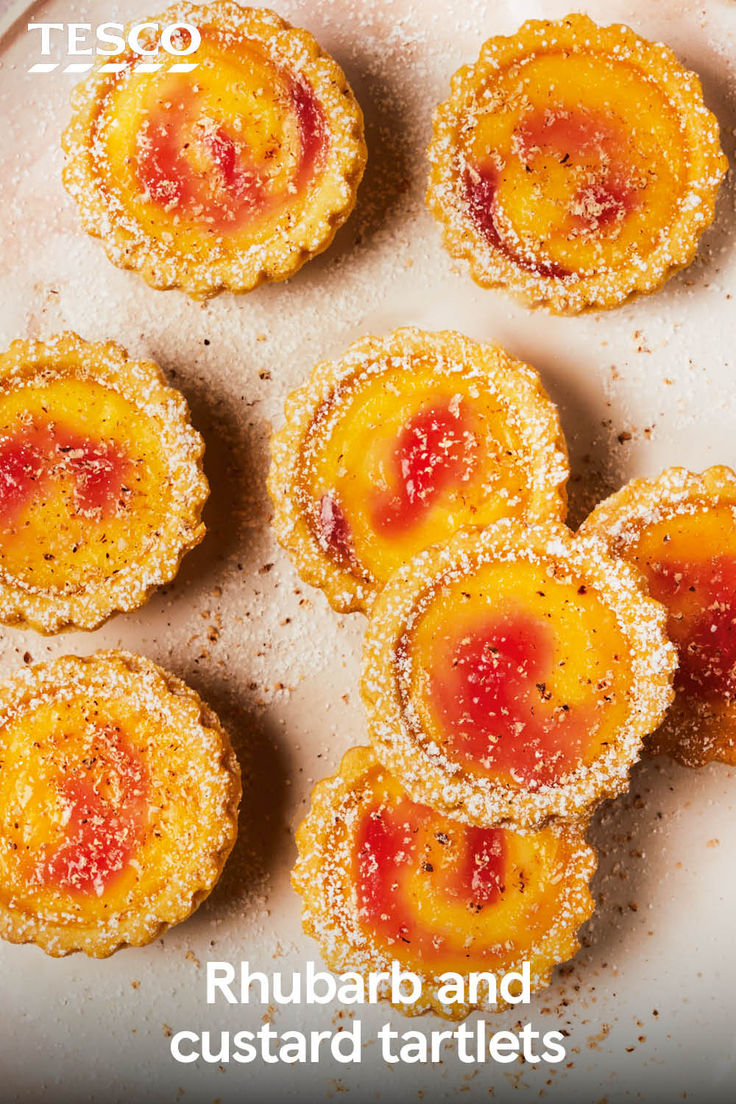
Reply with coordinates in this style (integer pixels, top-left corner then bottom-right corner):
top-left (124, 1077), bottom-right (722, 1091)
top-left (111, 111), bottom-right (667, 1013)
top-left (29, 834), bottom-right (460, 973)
top-left (123, 40), bottom-right (327, 239)
top-left (313, 393), bottom-right (480, 562)
top-left (401, 560), bottom-right (631, 790)
top-left (0, 377), bottom-right (165, 592)
top-left (0, 422), bottom-right (129, 523)
top-left (18, 721), bottom-right (149, 898)
top-left (626, 506), bottom-right (736, 703)
top-left (462, 54), bottom-right (683, 279)
top-left (0, 688), bottom-right (166, 921)
top-left (353, 772), bottom-right (586, 971)
top-left (0, 651), bottom-right (241, 957)
top-left (300, 362), bottom-right (555, 586)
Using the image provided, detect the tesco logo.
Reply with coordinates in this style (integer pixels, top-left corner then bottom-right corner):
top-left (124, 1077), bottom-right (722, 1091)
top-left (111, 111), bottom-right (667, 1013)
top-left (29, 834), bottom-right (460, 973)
top-left (27, 21), bottom-right (201, 74)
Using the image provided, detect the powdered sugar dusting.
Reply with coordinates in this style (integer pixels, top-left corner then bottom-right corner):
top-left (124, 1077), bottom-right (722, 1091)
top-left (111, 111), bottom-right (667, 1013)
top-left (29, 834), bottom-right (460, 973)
top-left (293, 746), bottom-right (596, 1020)
top-left (362, 520), bottom-right (676, 828)
top-left (1, 0), bottom-right (736, 1098)
top-left (0, 650), bottom-right (240, 957)
top-left (269, 327), bottom-right (569, 611)
top-left (426, 13), bottom-right (727, 313)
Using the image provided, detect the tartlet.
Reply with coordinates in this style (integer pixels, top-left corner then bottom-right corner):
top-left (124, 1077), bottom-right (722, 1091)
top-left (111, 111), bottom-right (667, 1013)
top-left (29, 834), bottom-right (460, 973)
top-left (0, 651), bottom-right (240, 958)
top-left (0, 332), bottom-right (207, 633)
top-left (293, 746), bottom-right (596, 1020)
top-left (62, 2), bottom-right (367, 298)
top-left (580, 466), bottom-right (736, 767)
top-left (269, 327), bottom-right (569, 612)
top-left (361, 521), bottom-right (676, 829)
top-left (427, 14), bottom-right (727, 313)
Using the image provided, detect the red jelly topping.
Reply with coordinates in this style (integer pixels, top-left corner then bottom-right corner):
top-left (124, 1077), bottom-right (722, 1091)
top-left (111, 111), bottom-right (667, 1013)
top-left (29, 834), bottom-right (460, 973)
top-left (136, 75), bottom-right (326, 230)
top-left (202, 127), bottom-right (248, 195)
top-left (0, 441), bottom-right (43, 519)
top-left (357, 795), bottom-right (507, 955)
top-left (466, 108), bottom-right (636, 266)
top-left (430, 611), bottom-right (589, 787)
top-left (464, 164), bottom-right (569, 278)
top-left (514, 109), bottom-right (636, 235)
top-left (571, 177), bottom-right (632, 233)
top-left (645, 555), bottom-right (736, 699)
top-left (136, 92), bottom-right (266, 231)
top-left (35, 726), bottom-right (149, 895)
top-left (318, 493), bottom-right (355, 567)
top-left (516, 110), bottom-right (618, 167)
top-left (0, 423), bottom-right (130, 527)
top-left (373, 398), bottom-right (479, 534)
top-left (292, 78), bottom-right (327, 181)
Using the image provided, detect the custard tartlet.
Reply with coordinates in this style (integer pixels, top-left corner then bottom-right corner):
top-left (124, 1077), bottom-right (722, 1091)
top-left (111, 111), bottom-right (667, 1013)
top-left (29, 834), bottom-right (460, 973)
top-left (0, 651), bottom-right (240, 958)
top-left (427, 14), bottom-right (727, 313)
top-left (293, 746), bottom-right (596, 1019)
top-left (0, 333), bottom-right (207, 633)
top-left (361, 521), bottom-right (676, 828)
top-left (580, 466), bottom-right (736, 767)
top-left (269, 328), bottom-right (568, 612)
top-left (63, 2), bottom-right (367, 298)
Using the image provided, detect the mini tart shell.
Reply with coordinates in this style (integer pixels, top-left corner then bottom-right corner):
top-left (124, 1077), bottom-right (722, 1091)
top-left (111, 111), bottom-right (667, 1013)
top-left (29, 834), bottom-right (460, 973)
top-left (62, 2), bottom-right (367, 299)
top-left (0, 650), bottom-right (241, 958)
top-left (292, 746), bottom-right (596, 1020)
top-left (579, 465), bottom-right (736, 767)
top-left (0, 332), bottom-right (207, 634)
top-left (268, 327), bottom-right (569, 614)
top-left (426, 13), bottom-right (727, 314)
top-left (361, 521), bottom-right (676, 829)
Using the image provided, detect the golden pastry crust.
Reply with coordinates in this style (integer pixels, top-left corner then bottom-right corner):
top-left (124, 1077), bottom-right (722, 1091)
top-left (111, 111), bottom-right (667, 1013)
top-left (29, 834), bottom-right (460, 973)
top-left (62, 2), bottom-right (367, 299)
top-left (268, 327), bottom-right (569, 613)
top-left (293, 746), bottom-right (596, 1020)
top-left (580, 466), bottom-right (736, 767)
top-left (0, 332), bottom-right (207, 633)
top-left (427, 14), bottom-right (727, 314)
top-left (361, 520), bottom-right (676, 829)
top-left (0, 650), bottom-right (240, 958)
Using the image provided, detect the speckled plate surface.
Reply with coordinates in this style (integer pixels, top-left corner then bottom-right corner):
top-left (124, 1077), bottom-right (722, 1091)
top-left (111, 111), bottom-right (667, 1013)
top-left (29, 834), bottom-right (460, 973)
top-left (1, 1), bottom-right (736, 1101)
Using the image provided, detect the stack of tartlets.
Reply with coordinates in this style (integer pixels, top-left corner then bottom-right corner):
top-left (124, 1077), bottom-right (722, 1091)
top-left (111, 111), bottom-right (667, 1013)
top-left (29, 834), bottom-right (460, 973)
top-left (273, 325), bottom-right (736, 1018)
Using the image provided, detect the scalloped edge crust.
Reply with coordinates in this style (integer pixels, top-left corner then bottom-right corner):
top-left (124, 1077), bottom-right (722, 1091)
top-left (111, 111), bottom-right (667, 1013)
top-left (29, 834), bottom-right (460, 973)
top-left (268, 327), bottom-right (569, 614)
top-left (0, 649), bottom-right (241, 958)
top-left (361, 520), bottom-right (676, 829)
top-left (0, 331), bottom-right (208, 633)
top-left (426, 13), bottom-right (728, 314)
top-left (292, 745), bottom-right (596, 1020)
top-left (62, 1), bottom-right (367, 300)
